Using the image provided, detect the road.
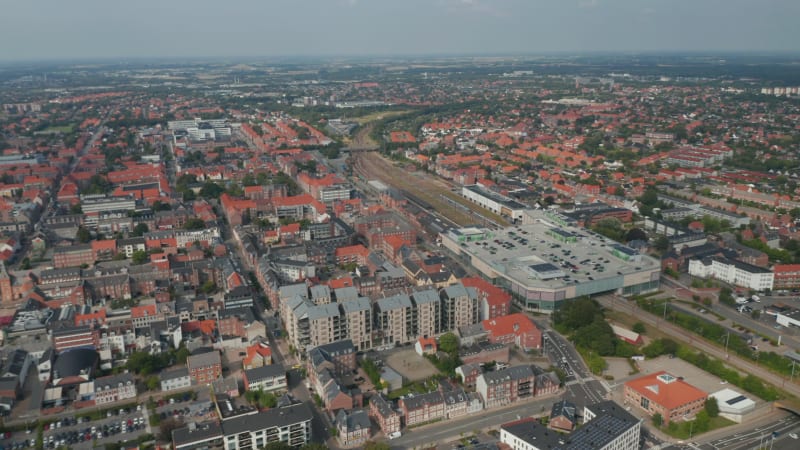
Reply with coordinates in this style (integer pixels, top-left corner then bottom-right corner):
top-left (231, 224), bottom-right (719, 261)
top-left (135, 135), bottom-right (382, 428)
top-left (597, 295), bottom-right (800, 399)
top-left (660, 277), bottom-right (800, 349)
top-left (389, 395), bottom-right (559, 450)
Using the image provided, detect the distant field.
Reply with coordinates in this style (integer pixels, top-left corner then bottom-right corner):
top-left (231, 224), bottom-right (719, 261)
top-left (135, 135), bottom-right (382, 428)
top-left (351, 109), bottom-right (413, 125)
top-left (35, 125), bottom-right (74, 134)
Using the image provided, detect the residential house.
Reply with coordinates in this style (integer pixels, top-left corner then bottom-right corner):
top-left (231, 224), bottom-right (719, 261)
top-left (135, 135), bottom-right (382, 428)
top-left (243, 364), bottom-right (287, 393)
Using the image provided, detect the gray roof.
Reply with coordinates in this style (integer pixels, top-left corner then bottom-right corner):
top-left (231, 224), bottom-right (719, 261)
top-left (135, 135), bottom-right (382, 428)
top-left (336, 409), bottom-right (371, 433)
top-left (442, 283), bottom-right (469, 299)
top-left (279, 283), bottom-right (308, 301)
top-left (160, 367), bottom-right (189, 381)
top-left (221, 402), bottom-right (313, 435)
top-left (411, 288), bottom-right (439, 305)
top-left (400, 391), bottom-right (444, 410)
top-left (244, 363), bottom-right (286, 381)
top-left (310, 284), bottom-right (331, 301)
top-left (333, 286), bottom-right (360, 302)
top-left (340, 297), bottom-right (371, 314)
top-left (480, 364), bottom-right (536, 385)
top-left (172, 421), bottom-right (223, 447)
top-left (308, 303), bottom-right (341, 321)
top-left (376, 293), bottom-right (413, 312)
top-left (551, 399), bottom-right (577, 423)
top-left (94, 372), bottom-right (134, 390)
top-left (52, 348), bottom-right (99, 379)
top-left (187, 350), bottom-right (221, 369)
top-left (370, 394), bottom-right (397, 419)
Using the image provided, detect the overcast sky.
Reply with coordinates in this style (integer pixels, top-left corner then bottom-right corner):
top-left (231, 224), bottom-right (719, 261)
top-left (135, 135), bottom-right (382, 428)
top-left (1, 0), bottom-right (798, 61)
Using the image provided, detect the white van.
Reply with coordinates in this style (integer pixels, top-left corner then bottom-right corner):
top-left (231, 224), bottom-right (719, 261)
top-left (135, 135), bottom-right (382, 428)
top-left (388, 431), bottom-right (402, 440)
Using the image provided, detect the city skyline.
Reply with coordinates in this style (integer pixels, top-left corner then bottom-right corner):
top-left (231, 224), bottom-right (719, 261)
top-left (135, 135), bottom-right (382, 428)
top-left (1, 0), bottom-right (798, 62)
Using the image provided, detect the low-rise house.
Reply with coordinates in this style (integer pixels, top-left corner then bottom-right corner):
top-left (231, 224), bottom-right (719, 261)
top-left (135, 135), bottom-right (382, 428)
top-left (243, 364), bottom-right (287, 393)
top-left (548, 399), bottom-right (578, 432)
top-left (335, 409), bottom-right (372, 448)
top-left (160, 367), bottom-right (192, 392)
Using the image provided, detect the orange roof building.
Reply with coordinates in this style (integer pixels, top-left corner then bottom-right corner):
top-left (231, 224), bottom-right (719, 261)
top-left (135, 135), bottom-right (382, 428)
top-left (624, 371), bottom-right (708, 424)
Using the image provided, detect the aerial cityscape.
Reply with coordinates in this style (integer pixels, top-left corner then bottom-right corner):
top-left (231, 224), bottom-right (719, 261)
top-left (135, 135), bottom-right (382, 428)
top-left (1, 2), bottom-right (800, 450)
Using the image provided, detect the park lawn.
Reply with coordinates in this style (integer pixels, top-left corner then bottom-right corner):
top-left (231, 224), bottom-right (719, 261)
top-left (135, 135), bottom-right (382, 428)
top-left (660, 416), bottom-right (735, 439)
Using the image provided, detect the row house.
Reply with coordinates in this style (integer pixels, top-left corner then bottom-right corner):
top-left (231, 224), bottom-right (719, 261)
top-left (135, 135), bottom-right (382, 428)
top-left (93, 372), bottom-right (136, 405)
top-left (399, 391), bottom-right (445, 427)
top-left (369, 394), bottom-right (401, 435)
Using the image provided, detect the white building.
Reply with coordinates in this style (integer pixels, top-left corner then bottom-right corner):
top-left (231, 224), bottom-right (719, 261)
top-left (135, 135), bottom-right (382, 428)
top-left (688, 257), bottom-right (773, 291)
top-left (462, 184), bottom-right (529, 222)
top-left (161, 367), bottom-right (192, 392)
top-left (709, 389), bottom-right (756, 423)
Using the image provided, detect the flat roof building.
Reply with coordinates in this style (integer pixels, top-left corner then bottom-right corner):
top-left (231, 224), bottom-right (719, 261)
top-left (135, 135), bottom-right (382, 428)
top-left (440, 210), bottom-right (660, 312)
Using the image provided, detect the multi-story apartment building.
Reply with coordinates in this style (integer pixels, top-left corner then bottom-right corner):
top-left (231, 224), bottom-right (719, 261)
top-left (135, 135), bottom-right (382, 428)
top-left (53, 244), bottom-right (94, 269)
top-left (411, 289), bottom-right (440, 339)
top-left (772, 264), bottom-right (800, 290)
top-left (476, 364), bottom-right (558, 409)
top-left (93, 373), bottom-right (136, 405)
top-left (221, 403), bottom-right (314, 450)
top-left (374, 294), bottom-right (413, 347)
top-left (440, 283), bottom-right (479, 332)
top-left (688, 256), bottom-right (774, 291)
top-left (340, 298), bottom-right (372, 351)
top-left (186, 351), bottom-right (222, 385)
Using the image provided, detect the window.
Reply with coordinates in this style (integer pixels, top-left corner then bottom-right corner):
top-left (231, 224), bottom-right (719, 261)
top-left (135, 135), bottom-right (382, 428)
top-left (640, 397), bottom-right (650, 410)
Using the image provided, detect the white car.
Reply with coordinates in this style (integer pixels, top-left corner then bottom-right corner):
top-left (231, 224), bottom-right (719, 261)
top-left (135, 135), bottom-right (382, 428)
top-left (388, 431), bottom-right (401, 440)
top-left (790, 432), bottom-right (798, 439)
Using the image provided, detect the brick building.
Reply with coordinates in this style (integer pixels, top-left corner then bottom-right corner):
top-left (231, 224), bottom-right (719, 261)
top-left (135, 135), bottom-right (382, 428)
top-left (186, 350), bottom-right (222, 385)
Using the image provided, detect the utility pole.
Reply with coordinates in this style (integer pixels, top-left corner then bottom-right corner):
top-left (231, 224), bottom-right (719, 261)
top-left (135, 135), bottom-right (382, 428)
top-left (725, 332), bottom-right (730, 358)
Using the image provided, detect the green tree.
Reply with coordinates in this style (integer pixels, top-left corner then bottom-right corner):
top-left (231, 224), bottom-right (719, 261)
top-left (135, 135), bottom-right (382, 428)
top-left (157, 417), bottom-right (182, 443)
top-left (132, 223), bottom-right (149, 237)
top-left (199, 182), bottom-right (224, 199)
top-left (131, 250), bottom-right (149, 265)
top-left (145, 375), bottom-right (160, 391)
top-left (632, 322), bottom-right (646, 334)
top-left (200, 280), bottom-right (217, 294)
top-left (184, 218), bottom-right (206, 230)
top-left (20, 257), bottom-right (31, 270)
top-left (76, 226), bottom-right (91, 243)
top-left (704, 397), bottom-right (719, 418)
top-left (652, 413), bottom-right (663, 427)
top-left (439, 332), bottom-right (460, 356)
top-left (70, 203), bottom-right (83, 214)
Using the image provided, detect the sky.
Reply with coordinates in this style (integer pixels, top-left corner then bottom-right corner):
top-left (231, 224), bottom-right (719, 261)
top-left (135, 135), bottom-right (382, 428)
top-left (0, 0), bottom-right (798, 61)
